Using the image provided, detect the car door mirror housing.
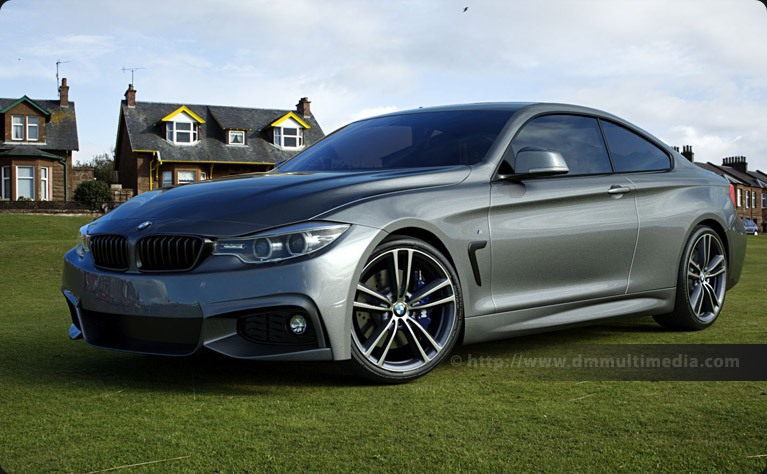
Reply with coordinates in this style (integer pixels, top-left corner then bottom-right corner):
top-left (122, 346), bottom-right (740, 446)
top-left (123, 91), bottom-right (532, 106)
top-left (500, 148), bottom-right (570, 180)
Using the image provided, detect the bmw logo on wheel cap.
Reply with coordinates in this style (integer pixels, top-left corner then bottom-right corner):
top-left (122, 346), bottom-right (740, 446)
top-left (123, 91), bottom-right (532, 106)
top-left (136, 221), bottom-right (153, 231)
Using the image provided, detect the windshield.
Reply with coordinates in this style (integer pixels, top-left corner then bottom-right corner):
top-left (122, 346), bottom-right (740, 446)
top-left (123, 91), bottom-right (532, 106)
top-left (278, 110), bottom-right (514, 172)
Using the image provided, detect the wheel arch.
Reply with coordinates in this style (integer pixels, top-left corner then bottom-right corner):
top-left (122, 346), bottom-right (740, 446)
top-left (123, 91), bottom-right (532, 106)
top-left (382, 226), bottom-right (467, 344)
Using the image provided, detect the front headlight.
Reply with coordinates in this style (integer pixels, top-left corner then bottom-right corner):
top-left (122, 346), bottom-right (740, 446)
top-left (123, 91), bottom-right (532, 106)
top-left (75, 225), bottom-right (90, 258)
top-left (212, 222), bottom-right (350, 264)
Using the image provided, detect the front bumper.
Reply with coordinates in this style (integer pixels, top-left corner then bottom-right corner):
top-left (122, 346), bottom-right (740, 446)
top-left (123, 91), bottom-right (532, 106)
top-left (62, 225), bottom-right (380, 361)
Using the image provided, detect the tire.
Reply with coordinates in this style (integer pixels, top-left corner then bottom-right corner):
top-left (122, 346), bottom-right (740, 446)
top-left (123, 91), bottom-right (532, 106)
top-left (348, 238), bottom-right (464, 383)
top-left (653, 226), bottom-right (727, 330)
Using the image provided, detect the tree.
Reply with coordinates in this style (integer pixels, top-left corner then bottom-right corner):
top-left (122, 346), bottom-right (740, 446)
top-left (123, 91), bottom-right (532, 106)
top-left (80, 152), bottom-right (116, 184)
top-left (74, 179), bottom-right (112, 208)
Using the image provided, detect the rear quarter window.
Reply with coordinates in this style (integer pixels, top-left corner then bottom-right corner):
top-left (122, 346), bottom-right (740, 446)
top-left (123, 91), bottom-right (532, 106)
top-left (601, 121), bottom-right (671, 172)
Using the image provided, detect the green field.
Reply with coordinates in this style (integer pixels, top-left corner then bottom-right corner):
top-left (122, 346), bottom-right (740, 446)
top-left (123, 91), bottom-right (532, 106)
top-left (0, 214), bottom-right (765, 472)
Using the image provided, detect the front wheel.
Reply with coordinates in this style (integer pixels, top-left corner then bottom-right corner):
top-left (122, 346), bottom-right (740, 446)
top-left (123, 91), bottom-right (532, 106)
top-left (654, 226), bottom-right (728, 330)
top-left (348, 238), bottom-right (463, 383)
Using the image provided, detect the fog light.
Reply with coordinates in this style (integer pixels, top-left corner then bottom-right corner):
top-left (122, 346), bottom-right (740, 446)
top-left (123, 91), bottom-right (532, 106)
top-left (289, 314), bottom-right (307, 335)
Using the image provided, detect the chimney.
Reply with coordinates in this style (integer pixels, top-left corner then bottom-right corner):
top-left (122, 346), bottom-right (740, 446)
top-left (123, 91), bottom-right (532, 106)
top-left (672, 146), bottom-right (680, 152)
top-left (59, 78), bottom-right (69, 107)
top-left (723, 156), bottom-right (748, 174)
top-left (681, 145), bottom-right (694, 163)
top-left (125, 84), bottom-right (136, 108)
top-left (296, 97), bottom-right (311, 117)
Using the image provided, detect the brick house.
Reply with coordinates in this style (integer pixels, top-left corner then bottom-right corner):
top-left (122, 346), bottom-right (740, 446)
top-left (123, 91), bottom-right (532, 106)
top-left (0, 79), bottom-right (78, 201)
top-left (687, 148), bottom-right (767, 232)
top-left (115, 84), bottom-right (324, 195)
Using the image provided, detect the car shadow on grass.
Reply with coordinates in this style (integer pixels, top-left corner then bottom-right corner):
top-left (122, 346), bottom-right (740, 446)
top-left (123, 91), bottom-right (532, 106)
top-left (13, 315), bottom-right (674, 392)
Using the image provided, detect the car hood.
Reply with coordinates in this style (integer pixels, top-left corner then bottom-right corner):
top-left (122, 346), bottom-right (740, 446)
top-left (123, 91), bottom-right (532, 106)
top-left (90, 167), bottom-right (470, 237)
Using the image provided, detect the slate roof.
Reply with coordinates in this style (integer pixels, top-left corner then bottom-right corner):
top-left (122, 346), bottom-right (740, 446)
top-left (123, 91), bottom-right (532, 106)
top-left (119, 100), bottom-right (325, 165)
top-left (702, 162), bottom-right (766, 188)
top-left (0, 98), bottom-right (79, 151)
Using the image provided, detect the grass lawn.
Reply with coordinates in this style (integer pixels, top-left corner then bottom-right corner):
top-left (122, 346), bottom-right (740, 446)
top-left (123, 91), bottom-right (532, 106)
top-left (0, 214), bottom-right (765, 472)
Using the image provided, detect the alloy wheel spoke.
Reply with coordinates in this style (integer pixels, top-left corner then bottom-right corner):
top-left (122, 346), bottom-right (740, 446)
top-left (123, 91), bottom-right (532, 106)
top-left (702, 235), bottom-right (711, 268)
top-left (363, 318), bottom-right (395, 357)
top-left (702, 281), bottom-right (720, 310)
top-left (410, 278), bottom-right (450, 303)
top-left (403, 319), bottom-right (430, 362)
top-left (388, 251), bottom-right (402, 300)
top-left (689, 259), bottom-right (702, 275)
top-left (401, 250), bottom-right (413, 301)
top-left (690, 283), bottom-right (704, 316)
top-left (376, 319), bottom-right (399, 367)
top-left (410, 295), bottom-right (455, 310)
top-left (353, 300), bottom-right (389, 313)
top-left (356, 283), bottom-right (392, 305)
top-left (707, 266), bottom-right (726, 278)
top-left (405, 315), bottom-right (443, 353)
top-left (705, 255), bottom-right (725, 275)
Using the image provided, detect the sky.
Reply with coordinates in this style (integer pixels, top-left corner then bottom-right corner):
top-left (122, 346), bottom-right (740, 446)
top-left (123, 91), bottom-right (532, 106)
top-left (1, 0), bottom-right (766, 170)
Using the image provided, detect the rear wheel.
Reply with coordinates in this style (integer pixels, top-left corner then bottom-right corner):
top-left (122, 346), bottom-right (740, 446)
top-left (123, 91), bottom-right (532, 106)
top-left (348, 238), bottom-right (463, 383)
top-left (654, 226), bottom-right (727, 330)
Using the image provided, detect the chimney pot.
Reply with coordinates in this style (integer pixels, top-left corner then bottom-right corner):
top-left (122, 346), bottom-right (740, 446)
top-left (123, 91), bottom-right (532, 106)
top-left (59, 77), bottom-right (70, 107)
top-left (125, 84), bottom-right (136, 108)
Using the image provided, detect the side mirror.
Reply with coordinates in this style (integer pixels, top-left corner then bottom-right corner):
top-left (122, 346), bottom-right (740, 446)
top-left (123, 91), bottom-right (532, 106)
top-left (500, 147), bottom-right (569, 180)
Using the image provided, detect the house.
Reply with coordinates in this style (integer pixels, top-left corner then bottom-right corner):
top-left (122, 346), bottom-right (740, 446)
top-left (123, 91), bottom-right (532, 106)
top-left (115, 84), bottom-right (325, 195)
top-left (0, 79), bottom-right (78, 201)
top-left (682, 146), bottom-right (767, 233)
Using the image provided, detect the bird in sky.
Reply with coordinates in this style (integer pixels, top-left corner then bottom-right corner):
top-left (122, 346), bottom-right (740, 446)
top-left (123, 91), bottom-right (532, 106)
top-left (463, 6), bottom-right (469, 12)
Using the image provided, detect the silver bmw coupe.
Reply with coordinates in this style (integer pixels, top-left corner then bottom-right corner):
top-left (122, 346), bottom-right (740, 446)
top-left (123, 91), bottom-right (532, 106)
top-left (62, 103), bottom-right (746, 383)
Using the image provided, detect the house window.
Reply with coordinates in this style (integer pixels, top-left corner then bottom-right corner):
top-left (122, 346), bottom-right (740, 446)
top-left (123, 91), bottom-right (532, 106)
top-left (229, 130), bottom-right (245, 145)
top-left (274, 127), bottom-right (304, 148)
top-left (166, 122), bottom-right (198, 144)
top-left (162, 171), bottom-right (173, 187)
top-left (40, 167), bottom-right (49, 200)
top-left (737, 188), bottom-right (742, 207)
top-left (762, 192), bottom-right (766, 209)
top-left (1, 166), bottom-right (10, 200)
top-left (746, 191), bottom-right (750, 209)
top-left (177, 170), bottom-right (196, 184)
top-left (200, 171), bottom-right (207, 180)
top-left (753, 191), bottom-right (758, 209)
top-left (12, 115), bottom-right (24, 140)
top-left (27, 116), bottom-right (39, 141)
top-left (16, 166), bottom-right (34, 200)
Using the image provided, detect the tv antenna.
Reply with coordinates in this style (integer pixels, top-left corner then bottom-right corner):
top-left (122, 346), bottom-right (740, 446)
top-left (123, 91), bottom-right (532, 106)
top-left (122, 66), bottom-right (146, 86)
top-left (56, 59), bottom-right (71, 88)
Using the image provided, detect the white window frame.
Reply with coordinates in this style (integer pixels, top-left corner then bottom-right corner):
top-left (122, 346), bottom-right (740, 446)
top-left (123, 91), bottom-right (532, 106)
top-left (200, 171), bottom-right (207, 180)
top-left (166, 121), bottom-right (199, 144)
top-left (762, 192), bottom-right (766, 210)
top-left (12, 115), bottom-right (24, 140)
top-left (737, 188), bottom-right (742, 207)
top-left (27, 116), bottom-right (39, 141)
top-left (228, 130), bottom-right (245, 145)
top-left (746, 190), bottom-right (750, 209)
top-left (162, 171), bottom-right (173, 187)
top-left (1, 166), bottom-right (10, 200)
top-left (177, 170), bottom-right (196, 184)
top-left (16, 166), bottom-right (34, 200)
top-left (40, 167), bottom-right (49, 200)
top-left (274, 126), bottom-right (304, 149)
top-left (753, 191), bottom-right (758, 209)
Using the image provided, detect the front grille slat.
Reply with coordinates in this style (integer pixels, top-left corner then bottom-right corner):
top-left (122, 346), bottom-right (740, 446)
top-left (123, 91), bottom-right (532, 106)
top-left (137, 235), bottom-right (204, 272)
top-left (90, 234), bottom-right (129, 271)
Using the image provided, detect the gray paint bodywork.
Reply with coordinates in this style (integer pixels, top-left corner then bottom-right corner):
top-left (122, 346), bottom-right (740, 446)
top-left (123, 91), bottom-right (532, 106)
top-left (62, 103), bottom-right (746, 361)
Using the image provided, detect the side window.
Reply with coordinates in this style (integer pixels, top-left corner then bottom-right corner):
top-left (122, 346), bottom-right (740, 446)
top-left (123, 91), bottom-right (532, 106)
top-left (601, 121), bottom-right (670, 172)
top-left (511, 115), bottom-right (612, 176)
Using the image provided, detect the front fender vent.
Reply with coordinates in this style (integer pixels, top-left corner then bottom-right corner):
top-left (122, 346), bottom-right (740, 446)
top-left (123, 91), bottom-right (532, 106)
top-left (137, 235), bottom-right (204, 272)
top-left (90, 235), bottom-right (130, 271)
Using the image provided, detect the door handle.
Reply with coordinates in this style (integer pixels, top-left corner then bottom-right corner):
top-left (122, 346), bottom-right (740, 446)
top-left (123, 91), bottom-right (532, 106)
top-left (608, 185), bottom-right (631, 195)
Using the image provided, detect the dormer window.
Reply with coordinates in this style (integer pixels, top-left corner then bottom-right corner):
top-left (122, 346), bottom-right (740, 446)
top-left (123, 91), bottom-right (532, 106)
top-left (160, 106), bottom-right (205, 145)
top-left (228, 130), bottom-right (245, 145)
top-left (167, 121), bottom-right (198, 144)
top-left (274, 127), bottom-right (304, 148)
top-left (270, 112), bottom-right (311, 150)
top-left (27, 116), bottom-right (39, 141)
top-left (12, 116), bottom-right (24, 140)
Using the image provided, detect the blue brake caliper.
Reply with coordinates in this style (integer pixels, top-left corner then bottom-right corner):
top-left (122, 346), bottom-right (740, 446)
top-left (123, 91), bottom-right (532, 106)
top-left (413, 270), bottom-right (432, 330)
